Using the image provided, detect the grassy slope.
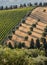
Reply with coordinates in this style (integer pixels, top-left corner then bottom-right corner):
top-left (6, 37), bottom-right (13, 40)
top-left (0, 7), bottom-right (34, 43)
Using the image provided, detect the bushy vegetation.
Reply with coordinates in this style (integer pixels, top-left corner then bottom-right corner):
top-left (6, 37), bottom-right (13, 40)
top-left (0, 46), bottom-right (47, 65)
top-left (0, 7), bottom-right (34, 43)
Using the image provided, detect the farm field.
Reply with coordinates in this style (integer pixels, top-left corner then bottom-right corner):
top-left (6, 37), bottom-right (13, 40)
top-left (6, 7), bottom-right (47, 47)
top-left (0, 7), bottom-right (34, 43)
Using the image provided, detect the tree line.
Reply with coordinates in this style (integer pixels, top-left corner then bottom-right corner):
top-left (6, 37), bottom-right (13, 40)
top-left (0, 2), bottom-right (47, 10)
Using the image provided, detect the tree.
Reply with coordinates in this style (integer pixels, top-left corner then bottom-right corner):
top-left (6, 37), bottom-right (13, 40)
top-left (22, 42), bottom-right (25, 48)
top-left (44, 27), bottom-right (47, 32)
top-left (24, 36), bottom-right (28, 41)
top-left (14, 42), bottom-right (18, 48)
top-left (5, 6), bottom-right (8, 10)
top-left (8, 36), bottom-right (12, 40)
top-left (34, 2), bottom-right (38, 6)
top-left (30, 39), bottom-right (34, 49)
top-left (43, 2), bottom-right (47, 6)
top-left (18, 42), bottom-right (22, 48)
top-left (22, 19), bottom-right (25, 23)
top-left (30, 27), bottom-right (33, 31)
top-left (16, 26), bottom-right (19, 29)
top-left (42, 32), bottom-right (46, 37)
top-left (23, 3), bottom-right (26, 7)
top-left (20, 4), bottom-right (23, 8)
top-left (8, 42), bottom-right (14, 49)
top-left (39, 2), bottom-right (42, 6)
top-left (0, 6), bottom-right (3, 10)
top-left (13, 5), bottom-right (17, 9)
top-left (36, 38), bottom-right (40, 49)
top-left (9, 5), bottom-right (13, 9)
top-left (27, 31), bottom-right (32, 35)
top-left (12, 30), bottom-right (15, 34)
top-left (27, 3), bottom-right (32, 6)
top-left (32, 24), bottom-right (36, 28)
top-left (43, 38), bottom-right (47, 51)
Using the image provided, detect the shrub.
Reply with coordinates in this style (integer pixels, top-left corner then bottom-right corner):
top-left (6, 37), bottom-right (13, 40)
top-left (44, 27), bottom-right (47, 32)
top-left (8, 35), bottom-right (12, 40)
top-left (12, 30), bottom-right (15, 34)
top-left (24, 36), bottom-right (28, 41)
top-left (22, 19), bottom-right (25, 23)
top-left (32, 24), bottom-right (36, 28)
top-left (16, 26), bottom-right (19, 29)
top-left (19, 24), bottom-right (22, 26)
top-left (43, 9), bottom-right (46, 12)
top-left (30, 27), bottom-right (33, 31)
top-left (40, 37), bottom-right (45, 42)
top-left (42, 32), bottom-right (46, 37)
top-left (27, 31), bottom-right (32, 35)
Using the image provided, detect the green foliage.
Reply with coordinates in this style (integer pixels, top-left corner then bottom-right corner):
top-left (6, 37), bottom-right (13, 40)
top-left (32, 24), bottom-right (36, 28)
top-left (30, 27), bottom-right (33, 31)
top-left (42, 32), bottom-right (46, 37)
top-left (27, 31), bottom-right (32, 35)
top-left (8, 35), bottom-right (12, 40)
top-left (0, 47), bottom-right (46, 65)
top-left (24, 36), bottom-right (28, 41)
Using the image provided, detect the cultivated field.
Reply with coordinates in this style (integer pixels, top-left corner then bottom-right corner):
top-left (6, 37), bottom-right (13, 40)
top-left (0, 7), bottom-right (34, 43)
top-left (6, 7), bottom-right (47, 47)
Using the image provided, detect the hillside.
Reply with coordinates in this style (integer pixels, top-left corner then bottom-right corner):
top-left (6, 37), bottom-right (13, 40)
top-left (6, 7), bottom-right (47, 48)
top-left (0, 7), bottom-right (34, 43)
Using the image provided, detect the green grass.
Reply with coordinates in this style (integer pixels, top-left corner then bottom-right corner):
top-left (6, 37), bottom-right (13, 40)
top-left (0, 7), bottom-right (35, 43)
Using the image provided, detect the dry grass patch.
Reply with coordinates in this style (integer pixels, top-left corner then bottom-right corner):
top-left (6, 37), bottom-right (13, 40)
top-left (36, 25), bottom-right (45, 30)
top-left (33, 28), bottom-right (43, 34)
top-left (26, 19), bottom-right (36, 25)
top-left (12, 34), bottom-right (24, 42)
top-left (22, 23), bottom-right (30, 28)
top-left (38, 22), bottom-right (46, 27)
top-left (32, 32), bottom-right (42, 38)
top-left (19, 26), bottom-right (30, 33)
top-left (15, 30), bottom-right (28, 37)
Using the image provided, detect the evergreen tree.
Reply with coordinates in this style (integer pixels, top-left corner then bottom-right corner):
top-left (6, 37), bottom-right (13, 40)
top-left (18, 42), bottom-right (22, 49)
top-left (30, 39), bottom-right (34, 49)
top-left (8, 42), bottom-right (14, 49)
top-left (36, 38), bottom-right (40, 49)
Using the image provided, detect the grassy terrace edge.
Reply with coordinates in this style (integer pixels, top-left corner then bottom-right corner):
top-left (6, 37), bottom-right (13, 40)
top-left (0, 6), bottom-right (35, 44)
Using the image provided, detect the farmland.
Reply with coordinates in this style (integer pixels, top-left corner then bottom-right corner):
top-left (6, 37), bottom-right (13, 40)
top-left (0, 6), bottom-right (47, 65)
top-left (0, 7), bottom-right (34, 43)
top-left (6, 7), bottom-right (47, 48)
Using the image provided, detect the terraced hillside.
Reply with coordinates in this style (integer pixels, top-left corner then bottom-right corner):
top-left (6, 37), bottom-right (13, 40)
top-left (6, 7), bottom-right (47, 48)
top-left (0, 7), bottom-right (34, 43)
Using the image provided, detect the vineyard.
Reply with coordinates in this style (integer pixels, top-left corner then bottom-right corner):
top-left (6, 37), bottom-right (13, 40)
top-left (0, 7), bottom-right (34, 43)
top-left (6, 7), bottom-right (47, 48)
